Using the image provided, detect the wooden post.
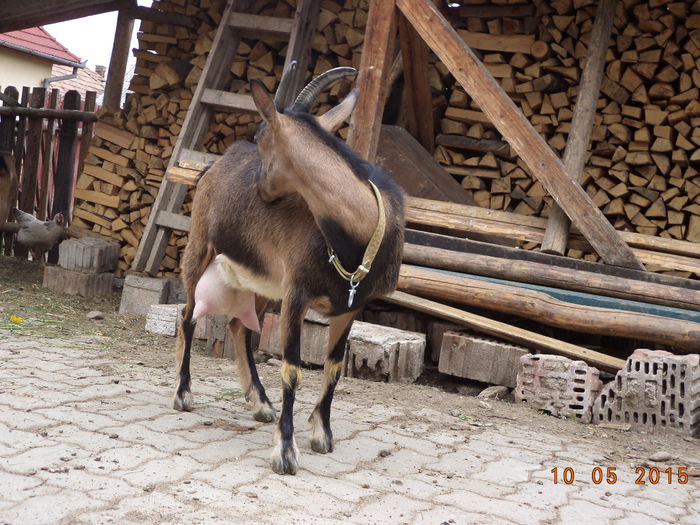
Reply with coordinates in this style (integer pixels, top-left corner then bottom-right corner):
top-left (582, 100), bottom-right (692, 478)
top-left (347, 0), bottom-right (397, 161)
top-left (53, 91), bottom-right (81, 223)
top-left (78, 91), bottom-right (97, 178)
top-left (0, 85), bottom-right (18, 256)
top-left (18, 88), bottom-right (46, 215)
top-left (398, 13), bottom-right (434, 153)
top-left (541, 0), bottom-right (618, 255)
top-left (38, 89), bottom-right (59, 221)
top-left (395, 0), bottom-right (643, 270)
top-left (279, 0), bottom-right (321, 109)
top-left (14, 87), bottom-right (29, 190)
top-left (103, 9), bottom-right (135, 110)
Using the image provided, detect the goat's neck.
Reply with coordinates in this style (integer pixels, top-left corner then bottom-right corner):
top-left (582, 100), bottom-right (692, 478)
top-left (294, 156), bottom-right (379, 264)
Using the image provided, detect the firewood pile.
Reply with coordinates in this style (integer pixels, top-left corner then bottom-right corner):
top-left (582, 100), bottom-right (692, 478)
top-left (436, 0), bottom-right (700, 265)
top-left (72, 0), bottom-right (700, 278)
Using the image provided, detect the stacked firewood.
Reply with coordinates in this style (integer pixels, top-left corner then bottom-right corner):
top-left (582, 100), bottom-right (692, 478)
top-left (436, 0), bottom-right (700, 250)
top-left (72, 0), bottom-right (366, 277)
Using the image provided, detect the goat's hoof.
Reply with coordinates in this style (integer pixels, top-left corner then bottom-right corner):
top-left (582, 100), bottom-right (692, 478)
top-left (173, 391), bottom-right (194, 412)
top-left (270, 432), bottom-right (299, 475)
top-left (310, 435), bottom-right (333, 454)
top-left (253, 403), bottom-right (276, 423)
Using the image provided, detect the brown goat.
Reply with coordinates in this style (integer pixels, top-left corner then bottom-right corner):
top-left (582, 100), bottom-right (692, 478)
top-left (0, 152), bottom-right (18, 228)
top-left (174, 66), bottom-right (405, 474)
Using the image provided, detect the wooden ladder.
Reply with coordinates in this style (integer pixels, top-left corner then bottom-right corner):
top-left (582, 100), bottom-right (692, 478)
top-left (133, 0), bottom-right (320, 275)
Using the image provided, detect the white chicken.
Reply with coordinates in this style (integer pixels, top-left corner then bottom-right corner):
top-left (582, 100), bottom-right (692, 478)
top-left (11, 208), bottom-right (67, 264)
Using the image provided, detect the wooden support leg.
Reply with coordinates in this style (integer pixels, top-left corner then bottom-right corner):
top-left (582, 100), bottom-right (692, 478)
top-left (347, 0), bottom-right (398, 162)
top-left (541, 0), bottom-right (618, 255)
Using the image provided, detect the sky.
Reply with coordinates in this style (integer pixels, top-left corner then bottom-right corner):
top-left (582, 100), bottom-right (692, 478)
top-left (45, 0), bottom-right (153, 71)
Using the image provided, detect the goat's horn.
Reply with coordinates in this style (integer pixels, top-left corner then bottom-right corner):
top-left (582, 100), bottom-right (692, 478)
top-left (290, 67), bottom-right (357, 113)
top-left (274, 60), bottom-right (298, 112)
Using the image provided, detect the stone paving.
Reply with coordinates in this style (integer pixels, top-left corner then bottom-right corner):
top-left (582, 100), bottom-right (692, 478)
top-left (1, 332), bottom-right (699, 524)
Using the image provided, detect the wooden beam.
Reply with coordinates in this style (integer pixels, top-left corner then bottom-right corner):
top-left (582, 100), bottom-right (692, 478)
top-left (103, 10), bottom-right (135, 110)
top-left (18, 88), bottom-right (45, 216)
top-left (347, 0), bottom-right (397, 161)
top-left (396, 0), bottom-right (643, 270)
top-left (398, 13), bottom-right (434, 153)
top-left (403, 243), bottom-right (700, 314)
top-left (0, 0), bottom-right (134, 33)
top-left (123, 6), bottom-right (196, 27)
top-left (541, 0), bottom-right (618, 255)
top-left (398, 265), bottom-right (700, 353)
top-left (0, 106), bottom-right (96, 121)
top-left (277, 0), bottom-right (322, 109)
top-left (386, 291), bottom-right (625, 372)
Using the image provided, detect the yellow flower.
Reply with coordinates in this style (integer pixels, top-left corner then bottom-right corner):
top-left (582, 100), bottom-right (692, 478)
top-left (9, 315), bottom-right (23, 323)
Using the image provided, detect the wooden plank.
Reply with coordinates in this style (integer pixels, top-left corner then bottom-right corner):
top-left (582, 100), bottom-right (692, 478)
top-left (94, 121), bottom-right (134, 149)
top-left (278, 0), bottom-right (322, 109)
top-left (399, 13), bottom-right (434, 153)
top-left (397, 0), bottom-right (643, 270)
top-left (103, 10), bottom-right (134, 110)
top-left (73, 189), bottom-right (120, 208)
top-left (403, 243), bottom-right (700, 314)
top-left (347, 0), bottom-right (397, 161)
top-left (77, 91), bottom-right (97, 193)
top-left (0, 0), bottom-right (133, 33)
top-left (200, 89), bottom-right (256, 112)
top-left (0, 106), bottom-right (97, 121)
top-left (38, 89), bottom-right (59, 220)
top-left (398, 265), bottom-right (700, 352)
top-left (407, 197), bottom-right (700, 259)
top-left (375, 125), bottom-right (476, 206)
top-left (541, 0), bottom-right (617, 255)
top-left (83, 164), bottom-right (125, 186)
top-left (405, 229), bottom-right (700, 292)
top-left (456, 31), bottom-right (535, 53)
top-left (436, 134), bottom-right (512, 158)
top-left (155, 210), bottom-right (192, 232)
top-left (0, 86), bottom-right (19, 256)
top-left (18, 88), bottom-right (46, 216)
top-left (228, 12), bottom-right (294, 34)
top-left (386, 291), bottom-right (625, 372)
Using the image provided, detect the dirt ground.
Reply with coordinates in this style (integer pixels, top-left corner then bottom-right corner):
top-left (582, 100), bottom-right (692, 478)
top-left (1, 256), bottom-right (699, 523)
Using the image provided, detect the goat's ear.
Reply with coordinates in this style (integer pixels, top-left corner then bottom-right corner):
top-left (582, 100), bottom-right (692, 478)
top-left (251, 79), bottom-right (278, 129)
top-left (316, 88), bottom-right (359, 133)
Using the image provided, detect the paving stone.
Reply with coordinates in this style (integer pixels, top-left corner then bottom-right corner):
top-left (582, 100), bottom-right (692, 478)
top-left (58, 237), bottom-right (119, 273)
top-left (439, 331), bottom-right (529, 387)
top-left (43, 265), bottom-right (113, 298)
top-left (435, 489), bottom-right (549, 525)
top-left (592, 349), bottom-right (700, 437)
top-left (352, 492), bottom-right (432, 523)
top-left (119, 274), bottom-right (169, 315)
top-left (0, 490), bottom-right (103, 525)
top-left (558, 498), bottom-right (625, 524)
top-left (515, 353), bottom-right (603, 423)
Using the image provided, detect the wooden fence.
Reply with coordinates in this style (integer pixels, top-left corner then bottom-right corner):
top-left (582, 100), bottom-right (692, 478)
top-left (0, 85), bottom-right (97, 259)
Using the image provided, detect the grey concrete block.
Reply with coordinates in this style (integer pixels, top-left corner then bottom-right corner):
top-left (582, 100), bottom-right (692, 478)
top-left (427, 321), bottom-right (464, 362)
top-left (259, 314), bottom-right (426, 382)
top-left (119, 274), bottom-right (169, 315)
top-left (346, 322), bottom-right (426, 383)
top-left (43, 266), bottom-right (113, 298)
top-left (145, 304), bottom-right (182, 337)
top-left (58, 237), bottom-right (119, 273)
top-left (515, 354), bottom-right (603, 423)
top-left (592, 349), bottom-right (700, 437)
top-left (438, 331), bottom-right (528, 388)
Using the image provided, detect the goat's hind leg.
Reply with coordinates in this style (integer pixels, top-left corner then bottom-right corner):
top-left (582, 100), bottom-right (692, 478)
top-left (174, 244), bottom-right (214, 411)
top-left (309, 311), bottom-right (355, 454)
top-left (229, 296), bottom-right (275, 422)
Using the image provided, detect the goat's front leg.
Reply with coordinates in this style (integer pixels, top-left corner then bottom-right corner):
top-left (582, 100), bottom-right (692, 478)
top-left (309, 311), bottom-right (355, 454)
top-left (270, 291), bottom-right (307, 475)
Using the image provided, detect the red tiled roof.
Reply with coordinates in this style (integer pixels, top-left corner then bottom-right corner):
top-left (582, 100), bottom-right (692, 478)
top-left (50, 64), bottom-right (105, 100)
top-left (0, 27), bottom-right (81, 65)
